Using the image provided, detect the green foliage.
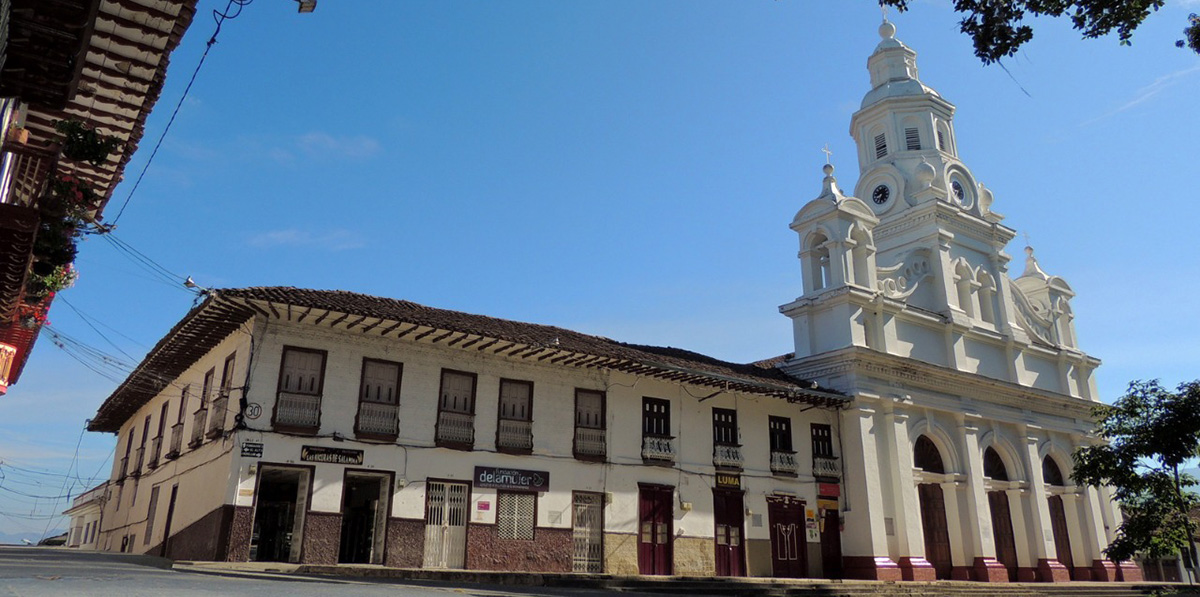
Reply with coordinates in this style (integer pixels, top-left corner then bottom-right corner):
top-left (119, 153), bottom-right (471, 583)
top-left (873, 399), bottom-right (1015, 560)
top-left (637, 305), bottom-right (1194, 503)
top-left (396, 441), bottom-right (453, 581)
top-left (880, 0), bottom-right (1197, 64)
top-left (54, 119), bottom-right (122, 167)
top-left (1072, 380), bottom-right (1200, 562)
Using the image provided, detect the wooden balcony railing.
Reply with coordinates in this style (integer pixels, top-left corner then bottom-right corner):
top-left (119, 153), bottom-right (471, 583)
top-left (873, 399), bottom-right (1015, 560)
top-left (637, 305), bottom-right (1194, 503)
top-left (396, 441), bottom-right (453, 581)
top-left (189, 409), bottom-right (207, 447)
top-left (356, 401), bottom-right (399, 437)
top-left (166, 422), bottom-right (183, 459)
top-left (573, 426), bottom-right (606, 459)
top-left (497, 418), bottom-right (533, 451)
top-left (436, 410), bottom-right (474, 446)
top-left (275, 392), bottom-right (321, 431)
top-left (206, 395), bottom-right (227, 438)
top-left (147, 436), bottom-right (162, 469)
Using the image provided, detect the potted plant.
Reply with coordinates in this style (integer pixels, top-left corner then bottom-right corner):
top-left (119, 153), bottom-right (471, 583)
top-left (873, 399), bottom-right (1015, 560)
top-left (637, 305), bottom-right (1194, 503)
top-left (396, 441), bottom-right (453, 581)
top-left (54, 119), bottom-right (122, 167)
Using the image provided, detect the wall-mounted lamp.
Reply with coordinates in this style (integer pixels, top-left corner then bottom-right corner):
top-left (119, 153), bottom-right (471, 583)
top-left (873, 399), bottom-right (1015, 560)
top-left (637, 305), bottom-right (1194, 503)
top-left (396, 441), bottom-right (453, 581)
top-left (680, 501), bottom-right (693, 512)
top-left (296, 0), bottom-right (316, 13)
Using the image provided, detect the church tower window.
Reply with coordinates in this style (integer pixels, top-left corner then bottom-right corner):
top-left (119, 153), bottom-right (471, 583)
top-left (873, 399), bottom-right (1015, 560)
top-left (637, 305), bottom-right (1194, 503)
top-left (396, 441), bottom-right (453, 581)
top-left (937, 130), bottom-right (946, 151)
top-left (904, 127), bottom-right (921, 151)
top-left (874, 132), bottom-right (887, 159)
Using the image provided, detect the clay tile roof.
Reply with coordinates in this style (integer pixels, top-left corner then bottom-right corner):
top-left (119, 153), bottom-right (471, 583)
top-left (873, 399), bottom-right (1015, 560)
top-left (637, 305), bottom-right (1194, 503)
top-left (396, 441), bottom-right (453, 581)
top-left (90, 286), bottom-right (845, 432)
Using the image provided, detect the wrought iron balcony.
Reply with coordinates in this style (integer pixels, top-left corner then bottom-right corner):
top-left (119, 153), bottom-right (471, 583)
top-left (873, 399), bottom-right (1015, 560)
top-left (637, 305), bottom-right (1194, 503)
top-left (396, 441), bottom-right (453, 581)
top-left (436, 410), bottom-right (475, 446)
top-left (189, 409), bottom-right (207, 447)
top-left (357, 401), bottom-right (399, 437)
top-left (712, 444), bottom-right (744, 470)
top-left (275, 391), bottom-right (321, 431)
top-left (813, 455), bottom-right (841, 479)
top-left (497, 418), bottom-right (533, 451)
top-left (641, 435), bottom-right (676, 463)
top-left (770, 450), bottom-right (799, 476)
top-left (574, 426), bottom-right (606, 459)
top-left (166, 422), bottom-right (183, 459)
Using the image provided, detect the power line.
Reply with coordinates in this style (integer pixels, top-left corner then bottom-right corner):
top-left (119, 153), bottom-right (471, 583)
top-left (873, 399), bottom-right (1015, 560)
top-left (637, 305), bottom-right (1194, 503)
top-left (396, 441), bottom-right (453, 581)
top-left (109, 0), bottom-right (255, 224)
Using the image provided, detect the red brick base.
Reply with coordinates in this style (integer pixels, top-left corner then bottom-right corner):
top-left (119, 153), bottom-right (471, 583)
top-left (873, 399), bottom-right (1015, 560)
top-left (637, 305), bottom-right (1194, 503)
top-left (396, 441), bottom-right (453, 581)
top-left (896, 556), bottom-right (937, 581)
top-left (1073, 566), bottom-right (1093, 580)
top-left (1036, 558), bottom-right (1072, 582)
top-left (1016, 567), bottom-right (1037, 581)
top-left (1116, 560), bottom-right (1144, 582)
top-left (1091, 559), bottom-right (1117, 581)
top-left (972, 557), bottom-right (1010, 582)
top-left (951, 566), bottom-right (972, 580)
top-left (843, 556), bottom-right (903, 581)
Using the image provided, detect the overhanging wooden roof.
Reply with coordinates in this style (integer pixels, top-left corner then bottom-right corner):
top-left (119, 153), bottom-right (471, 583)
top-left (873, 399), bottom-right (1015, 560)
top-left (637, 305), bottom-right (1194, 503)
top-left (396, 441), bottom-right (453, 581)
top-left (90, 287), bottom-right (846, 432)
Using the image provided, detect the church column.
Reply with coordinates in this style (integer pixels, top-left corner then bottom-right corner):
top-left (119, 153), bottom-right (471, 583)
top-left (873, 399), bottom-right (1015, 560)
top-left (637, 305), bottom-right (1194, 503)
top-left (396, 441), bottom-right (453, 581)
top-left (1020, 434), bottom-right (1069, 582)
top-left (1096, 484), bottom-right (1143, 581)
top-left (1005, 486), bottom-right (1035, 581)
top-left (958, 415), bottom-right (1008, 582)
top-left (941, 480), bottom-right (970, 580)
top-left (827, 239), bottom-right (851, 288)
top-left (1080, 485), bottom-right (1116, 581)
top-left (841, 404), bottom-right (902, 581)
top-left (1060, 492), bottom-right (1091, 580)
top-left (882, 403), bottom-right (934, 580)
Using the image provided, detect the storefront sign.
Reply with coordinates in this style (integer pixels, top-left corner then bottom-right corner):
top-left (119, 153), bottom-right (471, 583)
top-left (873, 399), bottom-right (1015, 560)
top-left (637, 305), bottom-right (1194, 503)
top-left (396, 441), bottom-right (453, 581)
top-left (715, 473), bottom-right (741, 490)
top-left (818, 498), bottom-right (839, 511)
top-left (818, 483), bottom-right (840, 497)
top-left (474, 466), bottom-right (549, 492)
top-left (478, 501), bottom-right (490, 511)
top-left (241, 441), bottom-right (263, 458)
top-left (301, 445), bottom-right (364, 465)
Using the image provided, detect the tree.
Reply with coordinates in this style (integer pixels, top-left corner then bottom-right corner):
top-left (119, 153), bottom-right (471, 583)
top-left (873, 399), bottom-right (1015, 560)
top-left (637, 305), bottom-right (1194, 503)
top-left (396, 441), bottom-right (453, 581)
top-left (879, 1), bottom-right (1200, 64)
top-left (1073, 380), bottom-right (1200, 570)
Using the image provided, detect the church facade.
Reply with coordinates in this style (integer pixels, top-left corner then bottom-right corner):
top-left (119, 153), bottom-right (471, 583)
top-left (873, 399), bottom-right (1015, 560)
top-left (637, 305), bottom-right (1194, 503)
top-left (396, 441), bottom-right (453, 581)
top-left (779, 21), bottom-right (1137, 582)
top-left (78, 21), bottom-right (1140, 583)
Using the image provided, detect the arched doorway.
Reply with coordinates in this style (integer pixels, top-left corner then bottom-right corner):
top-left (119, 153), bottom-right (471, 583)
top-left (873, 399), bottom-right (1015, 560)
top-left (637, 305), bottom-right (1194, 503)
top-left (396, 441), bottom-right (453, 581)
top-left (914, 435), bottom-right (952, 580)
top-left (1043, 456), bottom-right (1075, 579)
top-left (984, 447), bottom-right (1019, 581)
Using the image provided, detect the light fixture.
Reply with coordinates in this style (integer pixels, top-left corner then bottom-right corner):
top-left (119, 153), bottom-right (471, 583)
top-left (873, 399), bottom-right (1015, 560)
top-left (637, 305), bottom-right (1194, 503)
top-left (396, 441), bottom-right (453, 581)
top-left (295, 0), bottom-right (316, 13)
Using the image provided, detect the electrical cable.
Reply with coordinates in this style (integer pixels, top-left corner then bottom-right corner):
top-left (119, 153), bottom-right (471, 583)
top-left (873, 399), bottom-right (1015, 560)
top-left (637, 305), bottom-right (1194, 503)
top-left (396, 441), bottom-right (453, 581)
top-left (109, 0), bottom-right (255, 224)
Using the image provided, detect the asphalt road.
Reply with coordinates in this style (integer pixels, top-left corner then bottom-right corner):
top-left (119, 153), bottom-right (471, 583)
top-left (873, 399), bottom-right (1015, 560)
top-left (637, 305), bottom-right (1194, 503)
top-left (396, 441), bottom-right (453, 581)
top-left (0, 546), bottom-right (643, 597)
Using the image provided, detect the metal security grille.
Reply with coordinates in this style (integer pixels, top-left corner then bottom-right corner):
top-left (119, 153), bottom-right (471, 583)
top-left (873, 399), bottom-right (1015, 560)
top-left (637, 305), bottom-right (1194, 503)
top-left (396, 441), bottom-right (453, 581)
top-left (497, 492), bottom-right (536, 541)
top-left (423, 481), bottom-right (468, 568)
top-left (905, 127), bottom-right (921, 150)
top-left (573, 492), bottom-right (603, 573)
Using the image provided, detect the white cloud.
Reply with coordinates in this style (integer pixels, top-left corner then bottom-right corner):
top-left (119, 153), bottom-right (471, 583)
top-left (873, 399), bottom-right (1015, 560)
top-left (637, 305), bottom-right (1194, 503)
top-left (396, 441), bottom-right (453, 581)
top-left (246, 228), bottom-right (367, 251)
top-left (1081, 64), bottom-right (1200, 125)
top-left (296, 132), bottom-right (381, 158)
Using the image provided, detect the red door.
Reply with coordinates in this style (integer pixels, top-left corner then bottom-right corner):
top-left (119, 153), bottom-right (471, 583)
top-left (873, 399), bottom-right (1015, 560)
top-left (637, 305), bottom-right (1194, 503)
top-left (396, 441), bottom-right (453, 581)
top-left (638, 485), bottom-right (673, 575)
top-left (988, 491), bottom-right (1018, 582)
top-left (819, 507), bottom-right (842, 578)
top-left (767, 496), bottom-right (807, 578)
top-left (1047, 495), bottom-right (1074, 578)
top-left (918, 483), bottom-right (953, 579)
top-left (713, 490), bottom-right (745, 576)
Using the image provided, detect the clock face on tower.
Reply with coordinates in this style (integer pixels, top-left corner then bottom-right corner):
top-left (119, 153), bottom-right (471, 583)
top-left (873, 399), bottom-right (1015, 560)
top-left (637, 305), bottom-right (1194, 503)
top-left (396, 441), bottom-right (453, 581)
top-left (872, 184), bottom-right (890, 205)
top-left (951, 180), bottom-right (965, 202)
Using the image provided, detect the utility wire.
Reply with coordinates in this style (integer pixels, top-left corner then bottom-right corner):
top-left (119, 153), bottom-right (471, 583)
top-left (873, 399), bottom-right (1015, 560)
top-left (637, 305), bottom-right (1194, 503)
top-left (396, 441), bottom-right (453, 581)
top-left (56, 296), bottom-right (141, 363)
top-left (110, 0), bottom-right (255, 224)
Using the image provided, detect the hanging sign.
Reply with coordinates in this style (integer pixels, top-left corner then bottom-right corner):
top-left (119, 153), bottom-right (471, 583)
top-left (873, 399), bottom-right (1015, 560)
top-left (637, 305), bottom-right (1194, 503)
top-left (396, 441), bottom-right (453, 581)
top-left (301, 445), bottom-right (363, 465)
top-left (715, 473), bottom-right (741, 490)
top-left (474, 466), bottom-right (549, 492)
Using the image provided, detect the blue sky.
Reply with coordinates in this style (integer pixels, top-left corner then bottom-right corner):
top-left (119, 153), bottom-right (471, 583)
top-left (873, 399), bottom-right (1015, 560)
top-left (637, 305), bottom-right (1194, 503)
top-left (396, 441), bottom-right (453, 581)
top-left (2, 0), bottom-right (1198, 538)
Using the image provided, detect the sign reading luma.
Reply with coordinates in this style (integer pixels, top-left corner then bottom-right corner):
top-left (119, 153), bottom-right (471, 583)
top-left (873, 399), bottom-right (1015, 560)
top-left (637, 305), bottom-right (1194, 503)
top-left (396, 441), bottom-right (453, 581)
top-left (474, 466), bottom-right (549, 492)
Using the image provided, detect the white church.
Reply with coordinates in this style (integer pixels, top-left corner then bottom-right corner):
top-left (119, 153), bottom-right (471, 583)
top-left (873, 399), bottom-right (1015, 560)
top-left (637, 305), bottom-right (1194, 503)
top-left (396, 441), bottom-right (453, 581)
top-left (76, 20), bottom-right (1142, 584)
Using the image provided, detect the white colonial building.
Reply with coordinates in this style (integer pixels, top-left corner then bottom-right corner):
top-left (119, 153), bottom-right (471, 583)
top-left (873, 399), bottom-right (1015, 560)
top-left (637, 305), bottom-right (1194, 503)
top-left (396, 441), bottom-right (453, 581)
top-left (778, 20), bottom-right (1136, 583)
top-left (82, 20), bottom-right (1140, 584)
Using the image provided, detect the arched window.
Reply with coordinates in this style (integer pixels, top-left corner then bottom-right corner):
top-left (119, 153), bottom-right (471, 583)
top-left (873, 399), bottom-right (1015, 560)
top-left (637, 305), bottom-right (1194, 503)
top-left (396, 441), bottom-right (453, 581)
top-left (1042, 456), bottom-right (1066, 486)
top-left (983, 447), bottom-right (1008, 481)
top-left (849, 226), bottom-right (872, 288)
top-left (807, 232), bottom-right (832, 292)
top-left (914, 435), bottom-right (945, 474)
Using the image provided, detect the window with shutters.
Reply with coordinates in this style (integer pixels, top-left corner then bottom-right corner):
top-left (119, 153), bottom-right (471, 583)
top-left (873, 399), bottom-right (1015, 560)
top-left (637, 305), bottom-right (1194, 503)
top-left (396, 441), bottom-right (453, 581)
top-left (905, 127), bottom-right (921, 150)
top-left (874, 132), bottom-right (888, 159)
top-left (436, 369), bottom-right (476, 447)
top-left (937, 129), bottom-right (947, 151)
top-left (272, 347), bottom-right (327, 432)
top-left (496, 379), bottom-right (533, 452)
top-left (355, 359), bottom-right (402, 438)
top-left (769, 416), bottom-right (792, 452)
top-left (642, 398), bottom-right (670, 437)
top-left (496, 491), bottom-right (536, 541)
top-left (574, 389), bottom-right (606, 460)
top-left (811, 423), bottom-right (834, 458)
top-left (712, 408), bottom-right (738, 446)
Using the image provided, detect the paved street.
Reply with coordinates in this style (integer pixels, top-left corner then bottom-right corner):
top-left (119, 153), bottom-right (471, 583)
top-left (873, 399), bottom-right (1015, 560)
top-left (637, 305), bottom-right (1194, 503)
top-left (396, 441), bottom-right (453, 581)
top-left (0, 547), bottom-right (646, 597)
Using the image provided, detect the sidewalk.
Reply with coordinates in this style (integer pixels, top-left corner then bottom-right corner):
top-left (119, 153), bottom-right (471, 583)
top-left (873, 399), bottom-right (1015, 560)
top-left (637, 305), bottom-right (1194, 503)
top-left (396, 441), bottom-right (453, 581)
top-left (173, 561), bottom-right (1200, 596)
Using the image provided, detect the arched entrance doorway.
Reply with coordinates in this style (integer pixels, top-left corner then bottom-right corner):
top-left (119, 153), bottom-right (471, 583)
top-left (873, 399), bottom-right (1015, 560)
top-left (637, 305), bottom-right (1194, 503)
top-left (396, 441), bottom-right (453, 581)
top-left (984, 447), bottom-right (1019, 581)
top-left (914, 435), bottom-right (952, 580)
top-left (1043, 456), bottom-right (1075, 580)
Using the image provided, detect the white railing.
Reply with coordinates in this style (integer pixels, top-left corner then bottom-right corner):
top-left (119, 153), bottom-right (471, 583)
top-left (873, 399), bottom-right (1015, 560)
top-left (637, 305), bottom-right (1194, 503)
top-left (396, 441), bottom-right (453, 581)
top-left (497, 419), bottom-right (533, 451)
top-left (207, 395), bottom-right (228, 437)
top-left (712, 444), bottom-right (743, 469)
top-left (813, 455), bottom-right (841, 478)
top-left (190, 409), bottom-right (207, 446)
top-left (167, 423), bottom-right (183, 458)
top-left (437, 411), bottom-right (475, 445)
top-left (357, 401), bottom-right (399, 436)
top-left (275, 392), bottom-right (321, 429)
top-left (574, 426), bottom-right (606, 458)
top-left (771, 450), bottom-right (799, 475)
top-left (148, 436), bottom-right (162, 469)
top-left (641, 435), bottom-right (675, 462)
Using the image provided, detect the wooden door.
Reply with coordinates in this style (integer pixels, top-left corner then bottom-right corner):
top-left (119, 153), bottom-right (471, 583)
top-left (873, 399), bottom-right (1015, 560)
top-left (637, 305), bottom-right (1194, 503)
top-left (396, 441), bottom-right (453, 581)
top-left (638, 485), bottom-right (673, 575)
top-left (918, 483), bottom-right (953, 579)
top-left (767, 497), bottom-right (807, 578)
top-left (988, 491), bottom-right (1018, 581)
top-left (819, 507), bottom-right (842, 578)
top-left (1047, 495), bottom-right (1074, 577)
top-left (423, 481), bottom-right (469, 569)
top-left (713, 490), bottom-right (745, 576)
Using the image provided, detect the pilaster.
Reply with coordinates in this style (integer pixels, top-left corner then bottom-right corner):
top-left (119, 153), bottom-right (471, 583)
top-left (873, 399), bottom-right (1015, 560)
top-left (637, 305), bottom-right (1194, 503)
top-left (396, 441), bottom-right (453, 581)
top-left (840, 404), bottom-right (902, 581)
